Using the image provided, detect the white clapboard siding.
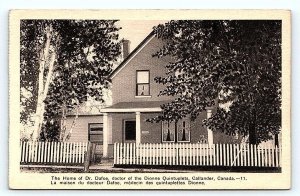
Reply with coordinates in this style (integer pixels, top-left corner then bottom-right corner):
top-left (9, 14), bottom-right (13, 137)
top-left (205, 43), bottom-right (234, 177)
top-left (20, 141), bottom-right (88, 164)
top-left (113, 143), bottom-right (282, 168)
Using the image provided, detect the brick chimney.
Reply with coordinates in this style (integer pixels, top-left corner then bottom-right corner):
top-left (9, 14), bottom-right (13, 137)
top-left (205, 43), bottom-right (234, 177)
top-left (122, 39), bottom-right (130, 59)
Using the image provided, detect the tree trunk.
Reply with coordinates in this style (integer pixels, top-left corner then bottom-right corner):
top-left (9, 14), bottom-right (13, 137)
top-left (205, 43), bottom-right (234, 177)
top-left (248, 122), bottom-right (257, 145)
top-left (174, 121), bottom-right (178, 143)
top-left (275, 133), bottom-right (279, 147)
top-left (31, 25), bottom-right (54, 141)
top-left (36, 51), bottom-right (56, 140)
top-left (248, 105), bottom-right (258, 145)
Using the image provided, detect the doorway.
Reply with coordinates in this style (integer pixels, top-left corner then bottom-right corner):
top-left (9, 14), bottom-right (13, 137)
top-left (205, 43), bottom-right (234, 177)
top-left (124, 120), bottom-right (136, 142)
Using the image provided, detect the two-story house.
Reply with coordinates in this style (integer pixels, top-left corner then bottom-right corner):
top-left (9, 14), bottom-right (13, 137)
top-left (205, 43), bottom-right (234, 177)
top-left (100, 32), bottom-right (239, 158)
top-left (64, 31), bottom-right (279, 161)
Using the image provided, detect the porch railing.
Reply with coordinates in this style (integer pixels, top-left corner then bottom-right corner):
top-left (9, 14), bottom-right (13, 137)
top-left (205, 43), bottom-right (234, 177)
top-left (114, 143), bottom-right (281, 168)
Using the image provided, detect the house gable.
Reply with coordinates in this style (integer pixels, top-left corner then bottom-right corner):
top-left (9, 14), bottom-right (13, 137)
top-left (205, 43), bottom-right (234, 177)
top-left (111, 33), bottom-right (173, 104)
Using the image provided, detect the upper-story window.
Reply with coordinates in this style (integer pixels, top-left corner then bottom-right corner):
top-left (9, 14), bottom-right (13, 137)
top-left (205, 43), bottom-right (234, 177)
top-left (136, 70), bottom-right (150, 96)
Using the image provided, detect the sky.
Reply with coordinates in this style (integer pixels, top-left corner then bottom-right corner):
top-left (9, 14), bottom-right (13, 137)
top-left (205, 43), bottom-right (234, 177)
top-left (117, 20), bottom-right (167, 52)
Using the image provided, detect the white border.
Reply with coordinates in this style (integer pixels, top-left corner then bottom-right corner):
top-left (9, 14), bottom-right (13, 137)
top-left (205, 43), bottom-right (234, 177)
top-left (8, 9), bottom-right (291, 190)
top-left (1, 0), bottom-right (298, 194)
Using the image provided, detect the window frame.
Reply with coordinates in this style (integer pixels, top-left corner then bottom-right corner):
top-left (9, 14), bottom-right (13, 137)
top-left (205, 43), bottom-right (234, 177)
top-left (136, 70), bottom-right (150, 96)
top-left (88, 123), bottom-right (103, 144)
top-left (161, 119), bottom-right (191, 143)
top-left (177, 119), bottom-right (191, 143)
top-left (161, 121), bottom-right (176, 143)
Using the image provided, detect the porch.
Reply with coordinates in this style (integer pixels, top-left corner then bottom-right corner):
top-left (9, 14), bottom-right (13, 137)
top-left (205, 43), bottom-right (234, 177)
top-left (101, 101), bottom-right (215, 158)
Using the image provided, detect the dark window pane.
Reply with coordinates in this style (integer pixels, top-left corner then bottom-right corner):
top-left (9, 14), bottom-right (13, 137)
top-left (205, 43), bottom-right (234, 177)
top-left (125, 121), bottom-right (136, 140)
top-left (90, 127), bottom-right (103, 134)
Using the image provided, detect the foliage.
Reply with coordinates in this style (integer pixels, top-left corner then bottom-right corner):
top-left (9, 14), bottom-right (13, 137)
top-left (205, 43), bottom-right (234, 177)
top-left (20, 20), bottom-right (49, 124)
top-left (20, 20), bottom-right (121, 141)
top-left (40, 119), bottom-right (60, 141)
top-left (150, 20), bottom-right (281, 144)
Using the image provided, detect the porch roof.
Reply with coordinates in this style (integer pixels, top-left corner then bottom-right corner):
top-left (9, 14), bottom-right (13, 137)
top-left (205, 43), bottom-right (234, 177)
top-left (101, 101), bottom-right (171, 113)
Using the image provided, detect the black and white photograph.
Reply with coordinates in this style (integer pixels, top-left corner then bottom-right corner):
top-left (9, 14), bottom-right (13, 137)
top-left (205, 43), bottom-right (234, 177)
top-left (9, 10), bottom-right (291, 189)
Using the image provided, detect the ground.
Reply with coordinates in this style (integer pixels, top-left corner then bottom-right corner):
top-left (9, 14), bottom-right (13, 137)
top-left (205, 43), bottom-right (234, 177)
top-left (20, 165), bottom-right (281, 173)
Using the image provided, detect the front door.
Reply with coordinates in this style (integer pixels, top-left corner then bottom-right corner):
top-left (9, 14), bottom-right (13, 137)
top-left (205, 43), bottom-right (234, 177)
top-left (124, 120), bottom-right (136, 142)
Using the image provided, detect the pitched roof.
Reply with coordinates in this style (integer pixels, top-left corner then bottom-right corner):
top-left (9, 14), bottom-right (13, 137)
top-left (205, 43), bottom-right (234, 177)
top-left (109, 31), bottom-right (155, 79)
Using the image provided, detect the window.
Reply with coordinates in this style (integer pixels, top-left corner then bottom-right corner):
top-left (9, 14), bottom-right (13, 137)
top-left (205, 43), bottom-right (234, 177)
top-left (162, 121), bottom-right (176, 142)
top-left (124, 120), bottom-right (136, 141)
top-left (177, 119), bottom-right (190, 142)
top-left (136, 70), bottom-right (150, 96)
top-left (162, 119), bottom-right (190, 143)
top-left (88, 123), bottom-right (103, 144)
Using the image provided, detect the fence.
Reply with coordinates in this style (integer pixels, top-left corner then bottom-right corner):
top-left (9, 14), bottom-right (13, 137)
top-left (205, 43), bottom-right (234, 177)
top-left (20, 141), bottom-right (88, 165)
top-left (114, 143), bottom-right (281, 168)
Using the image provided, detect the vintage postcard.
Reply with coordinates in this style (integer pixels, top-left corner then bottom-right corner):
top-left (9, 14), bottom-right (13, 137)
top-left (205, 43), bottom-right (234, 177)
top-left (9, 9), bottom-right (291, 189)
